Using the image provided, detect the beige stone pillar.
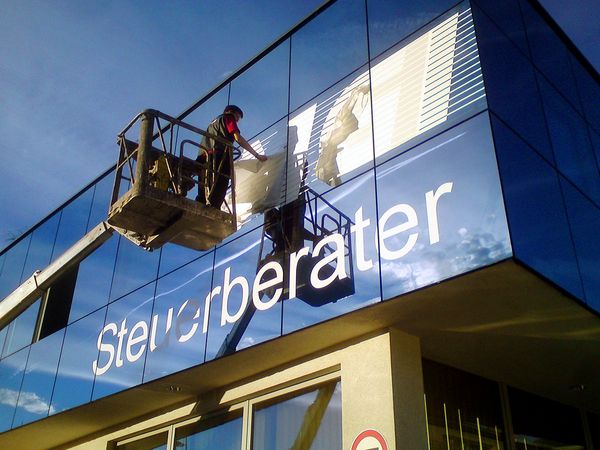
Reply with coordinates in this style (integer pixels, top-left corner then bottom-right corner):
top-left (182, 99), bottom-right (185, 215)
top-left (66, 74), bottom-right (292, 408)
top-left (341, 328), bottom-right (427, 450)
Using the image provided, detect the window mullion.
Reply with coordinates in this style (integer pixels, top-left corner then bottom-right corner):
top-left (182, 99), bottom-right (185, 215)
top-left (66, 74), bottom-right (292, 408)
top-left (167, 423), bottom-right (176, 450)
top-left (242, 399), bottom-right (253, 450)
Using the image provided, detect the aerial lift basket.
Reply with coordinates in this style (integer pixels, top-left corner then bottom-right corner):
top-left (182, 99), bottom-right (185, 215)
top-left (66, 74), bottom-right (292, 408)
top-left (107, 109), bottom-right (237, 251)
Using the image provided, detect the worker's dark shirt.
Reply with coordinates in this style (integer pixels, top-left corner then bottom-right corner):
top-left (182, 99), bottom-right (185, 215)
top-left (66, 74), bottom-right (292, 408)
top-left (199, 113), bottom-right (239, 157)
top-left (197, 113), bottom-right (238, 207)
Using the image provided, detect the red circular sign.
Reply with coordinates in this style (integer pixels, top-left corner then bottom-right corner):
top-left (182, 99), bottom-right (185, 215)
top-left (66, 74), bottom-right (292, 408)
top-left (351, 429), bottom-right (388, 450)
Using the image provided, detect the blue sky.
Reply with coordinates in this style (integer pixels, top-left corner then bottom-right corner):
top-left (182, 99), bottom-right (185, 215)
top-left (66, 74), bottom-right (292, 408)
top-left (0, 0), bottom-right (598, 247)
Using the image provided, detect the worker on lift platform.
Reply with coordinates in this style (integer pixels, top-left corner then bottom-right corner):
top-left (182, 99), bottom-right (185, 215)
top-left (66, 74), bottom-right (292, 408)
top-left (197, 105), bottom-right (267, 208)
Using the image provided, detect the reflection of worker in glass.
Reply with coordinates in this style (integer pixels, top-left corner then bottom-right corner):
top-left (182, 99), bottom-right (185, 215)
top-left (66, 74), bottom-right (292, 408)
top-left (197, 105), bottom-right (267, 208)
top-left (316, 84), bottom-right (370, 187)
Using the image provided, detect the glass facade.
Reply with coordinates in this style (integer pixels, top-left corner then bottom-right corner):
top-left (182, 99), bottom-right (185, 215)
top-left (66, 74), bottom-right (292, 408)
top-left (0, 168), bottom-right (114, 366)
top-left (0, 0), bottom-right (598, 435)
top-left (491, 117), bottom-right (584, 298)
top-left (509, 387), bottom-right (586, 449)
top-left (0, 236), bottom-right (31, 302)
top-left (1, 299), bottom-right (40, 359)
top-left (289, 0), bottom-right (368, 112)
top-left (589, 412), bottom-right (600, 450)
top-left (92, 283), bottom-right (156, 400)
top-left (423, 359), bottom-right (506, 449)
top-left (0, 347), bottom-right (28, 431)
top-left (175, 411), bottom-right (243, 450)
top-left (20, 214), bottom-right (60, 285)
top-left (473, 0), bottom-right (600, 306)
top-left (422, 360), bottom-right (594, 450)
top-left (252, 382), bottom-right (342, 449)
top-left (366, 0), bottom-right (460, 59)
top-left (143, 252), bottom-right (212, 382)
top-left (115, 362), bottom-right (593, 450)
top-left (12, 329), bottom-right (64, 427)
top-left (50, 188), bottom-right (94, 264)
top-left (117, 430), bottom-right (168, 450)
top-left (377, 114), bottom-right (510, 300)
top-left (118, 380), bottom-right (342, 450)
top-left (50, 308), bottom-right (105, 414)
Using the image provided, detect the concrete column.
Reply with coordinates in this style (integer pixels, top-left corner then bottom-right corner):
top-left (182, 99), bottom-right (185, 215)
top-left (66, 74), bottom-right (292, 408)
top-left (390, 328), bottom-right (428, 450)
top-left (341, 328), bottom-right (426, 450)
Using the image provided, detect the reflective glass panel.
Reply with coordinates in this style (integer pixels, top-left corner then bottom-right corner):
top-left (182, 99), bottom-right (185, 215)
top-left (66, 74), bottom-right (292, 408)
top-left (589, 412), bottom-right (600, 450)
top-left (290, 0), bottom-right (368, 111)
top-left (367, 0), bottom-right (459, 59)
top-left (229, 40), bottom-right (290, 140)
top-left (184, 85), bottom-right (230, 160)
top-left (371, 4), bottom-right (486, 166)
top-left (21, 214), bottom-right (60, 281)
top-left (560, 178), bottom-right (600, 311)
top-left (143, 253), bottom-right (213, 382)
top-left (287, 67), bottom-right (373, 199)
top-left (538, 76), bottom-right (600, 205)
top-left (69, 235), bottom-right (118, 323)
top-left (117, 431), bottom-right (168, 450)
top-left (470, 0), bottom-right (529, 55)
top-left (283, 172), bottom-right (380, 334)
top-left (174, 410), bottom-right (242, 450)
top-left (110, 237), bottom-right (160, 301)
top-left (491, 117), bottom-right (583, 298)
top-left (2, 298), bottom-right (41, 358)
top-left (519, 0), bottom-right (581, 113)
top-left (0, 327), bottom-right (6, 359)
top-left (158, 243), bottom-right (207, 278)
top-left (169, 85), bottom-right (232, 205)
top-left (252, 382), bottom-right (342, 450)
top-left (591, 129), bottom-right (600, 177)
top-left (445, 6), bottom-right (487, 121)
top-left (0, 347), bottom-right (28, 432)
top-left (51, 188), bottom-right (94, 262)
top-left (12, 329), bottom-right (64, 427)
top-left (378, 114), bottom-right (511, 300)
top-left (572, 57), bottom-right (600, 134)
top-left (92, 283), bottom-right (156, 399)
top-left (0, 236), bottom-right (30, 301)
top-left (423, 360), bottom-right (506, 449)
top-left (509, 387), bottom-right (586, 449)
top-left (472, 3), bottom-right (553, 162)
top-left (205, 225), bottom-right (281, 361)
top-left (87, 171), bottom-right (115, 232)
top-left (51, 308), bottom-right (105, 414)
top-left (228, 118), bottom-right (289, 236)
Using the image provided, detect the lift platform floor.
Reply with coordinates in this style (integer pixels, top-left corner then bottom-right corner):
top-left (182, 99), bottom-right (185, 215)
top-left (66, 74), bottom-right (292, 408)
top-left (108, 185), bottom-right (236, 251)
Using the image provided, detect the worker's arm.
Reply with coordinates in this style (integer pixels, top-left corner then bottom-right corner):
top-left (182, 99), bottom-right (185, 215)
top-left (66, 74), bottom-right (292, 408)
top-left (233, 132), bottom-right (268, 162)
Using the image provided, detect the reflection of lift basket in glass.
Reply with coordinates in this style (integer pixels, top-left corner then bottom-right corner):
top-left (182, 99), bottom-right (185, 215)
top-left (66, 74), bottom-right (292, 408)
top-left (107, 109), bottom-right (238, 251)
top-left (217, 191), bottom-right (356, 358)
top-left (258, 192), bottom-right (355, 306)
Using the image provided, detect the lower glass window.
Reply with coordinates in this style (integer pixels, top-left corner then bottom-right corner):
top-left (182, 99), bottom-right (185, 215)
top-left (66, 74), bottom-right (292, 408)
top-left (423, 359), bottom-right (506, 449)
top-left (509, 387), bottom-right (586, 450)
top-left (588, 411), bottom-right (600, 450)
top-left (252, 381), bottom-right (342, 450)
top-left (116, 378), bottom-right (341, 450)
top-left (117, 430), bottom-right (168, 450)
top-left (174, 410), bottom-right (243, 450)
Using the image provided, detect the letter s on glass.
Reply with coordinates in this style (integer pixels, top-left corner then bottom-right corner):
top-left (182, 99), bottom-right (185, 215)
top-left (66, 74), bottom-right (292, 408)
top-left (92, 322), bottom-right (118, 376)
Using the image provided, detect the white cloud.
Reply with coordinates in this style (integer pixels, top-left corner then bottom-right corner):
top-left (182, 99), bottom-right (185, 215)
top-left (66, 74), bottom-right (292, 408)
top-left (0, 388), bottom-right (55, 415)
top-left (380, 227), bottom-right (511, 295)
